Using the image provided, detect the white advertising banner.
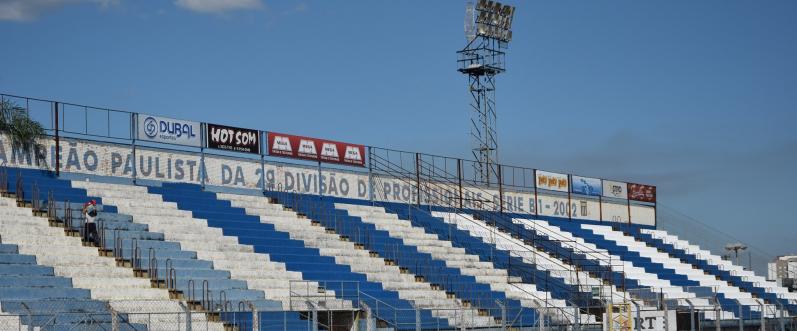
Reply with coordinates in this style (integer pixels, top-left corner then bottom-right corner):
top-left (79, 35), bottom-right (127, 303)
top-left (571, 197), bottom-right (601, 221)
top-left (631, 204), bottom-right (656, 226)
top-left (601, 202), bottom-right (629, 223)
top-left (603, 310), bottom-right (676, 331)
top-left (602, 180), bottom-right (627, 199)
top-left (137, 114), bottom-right (201, 147)
top-left (536, 170), bottom-right (569, 192)
top-left (0, 134), bottom-right (656, 226)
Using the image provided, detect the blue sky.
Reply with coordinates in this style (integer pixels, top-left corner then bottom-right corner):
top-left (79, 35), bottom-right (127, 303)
top-left (1, 0), bottom-right (795, 271)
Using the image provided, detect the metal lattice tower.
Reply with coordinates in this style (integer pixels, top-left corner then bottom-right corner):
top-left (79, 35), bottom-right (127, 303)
top-left (458, 0), bottom-right (514, 185)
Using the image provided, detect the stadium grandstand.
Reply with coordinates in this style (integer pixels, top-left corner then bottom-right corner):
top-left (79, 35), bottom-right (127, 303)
top-left (0, 89), bottom-right (795, 331)
top-left (0, 0), bottom-right (795, 330)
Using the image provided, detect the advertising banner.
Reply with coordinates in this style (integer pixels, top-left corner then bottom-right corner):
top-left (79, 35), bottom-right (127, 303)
top-left (628, 183), bottom-right (656, 203)
top-left (0, 133), bottom-right (657, 226)
top-left (536, 170), bottom-right (569, 192)
top-left (603, 310), bottom-right (675, 331)
top-left (206, 123), bottom-right (260, 154)
top-left (137, 114), bottom-right (201, 147)
top-left (267, 132), bottom-right (366, 167)
top-left (571, 176), bottom-right (602, 197)
top-left (602, 180), bottom-right (628, 199)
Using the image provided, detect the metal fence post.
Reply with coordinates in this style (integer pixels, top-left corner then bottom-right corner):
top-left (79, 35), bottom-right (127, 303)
top-left (361, 302), bottom-right (375, 331)
top-left (110, 306), bottom-right (119, 331)
top-left (497, 164), bottom-right (503, 213)
top-left (714, 297), bottom-right (721, 331)
top-left (663, 300), bottom-right (670, 331)
top-left (415, 153), bottom-right (421, 207)
top-left (415, 305), bottom-right (421, 331)
top-left (200, 123), bottom-right (206, 188)
top-left (685, 298), bottom-right (696, 331)
top-left (757, 299), bottom-right (765, 331)
top-left (539, 308), bottom-right (545, 331)
top-left (777, 300), bottom-right (785, 331)
top-left (495, 300), bottom-right (505, 330)
top-left (457, 159), bottom-right (463, 209)
top-left (368, 147), bottom-right (374, 204)
top-left (737, 299), bottom-right (743, 331)
top-left (247, 302), bottom-right (258, 331)
top-left (179, 302), bottom-right (192, 331)
top-left (631, 300), bottom-right (642, 331)
top-left (131, 113), bottom-right (137, 184)
top-left (307, 301), bottom-right (318, 331)
top-left (54, 101), bottom-right (60, 176)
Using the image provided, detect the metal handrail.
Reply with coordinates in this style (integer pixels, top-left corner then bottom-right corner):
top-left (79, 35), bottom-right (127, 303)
top-left (114, 230), bottom-right (123, 259)
top-left (64, 202), bottom-right (72, 230)
top-left (131, 239), bottom-right (141, 270)
top-left (47, 190), bottom-right (55, 219)
top-left (165, 259), bottom-right (174, 288)
top-left (31, 182), bottom-right (40, 210)
top-left (188, 279), bottom-right (196, 302)
top-left (201, 280), bottom-right (210, 311)
top-left (369, 156), bottom-right (594, 306)
top-left (0, 166), bottom-right (7, 193)
top-left (148, 249), bottom-right (158, 281)
top-left (278, 186), bottom-right (585, 326)
top-left (15, 172), bottom-right (24, 205)
top-left (375, 151), bottom-right (620, 269)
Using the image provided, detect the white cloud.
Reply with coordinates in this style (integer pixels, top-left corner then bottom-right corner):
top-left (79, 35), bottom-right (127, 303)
top-left (0, 0), bottom-right (116, 22)
top-left (174, 0), bottom-right (262, 14)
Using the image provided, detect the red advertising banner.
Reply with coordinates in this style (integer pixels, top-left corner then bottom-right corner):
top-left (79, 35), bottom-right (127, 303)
top-left (267, 132), bottom-right (366, 167)
top-left (628, 183), bottom-right (656, 203)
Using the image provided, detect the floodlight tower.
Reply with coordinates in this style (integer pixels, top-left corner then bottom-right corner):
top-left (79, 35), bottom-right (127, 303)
top-left (458, 0), bottom-right (515, 185)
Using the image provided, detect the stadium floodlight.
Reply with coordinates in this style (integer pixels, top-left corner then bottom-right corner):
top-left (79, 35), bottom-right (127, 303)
top-left (725, 243), bottom-right (748, 267)
top-left (472, 0), bottom-right (514, 42)
top-left (458, 0), bottom-right (516, 185)
top-left (465, 2), bottom-right (476, 41)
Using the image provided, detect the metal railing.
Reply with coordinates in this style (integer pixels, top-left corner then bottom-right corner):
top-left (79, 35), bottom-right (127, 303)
top-left (368, 149), bottom-right (623, 308)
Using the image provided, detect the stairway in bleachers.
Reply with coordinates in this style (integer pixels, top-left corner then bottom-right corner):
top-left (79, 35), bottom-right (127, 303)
top-left (337, 203), bottom-right (576, 323)
top-left (513, 218), bottom-right (721, 305)
top-left (0, 238), bottom-right (146, 330)
top-left (148, 182), bottom-right (455, 330)
top-left (632, 226), bottom-right (797, 315)
top-left (371, 202), bottom-right (602, 310)
top-left (430, 211), bottom-right (625, 305)
top-left (71, 181), bottom-right (303, 311)
top-left (3, 168), bottom-right (240, 330)
top-left (545, 218), bottom-right (778, 319)
top-left (259, 193), bottom-right (538, 326)
top-left (224, 191), bottom-right (546, 327)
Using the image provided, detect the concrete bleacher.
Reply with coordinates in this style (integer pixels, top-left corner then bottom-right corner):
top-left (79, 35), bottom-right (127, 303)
top-left (4, 164), bottom-right (793, 329)
top-left (542, 218), bottom-right (783, 319)
top-left (217, 192), bottom-right (494, 328)
top-left (0, 198), bottom-right (148, 330)
top-left (365, 203), bottom-right (604, 311)
top-left (430, 211), bottom-right (626, 305)
top-left (145, 182), bottom-right (457, 329)
top-left (634, 227), bottom-right (797, 314)
top-left (518, 218), bottom-right (741, 318)
top-left (72, 180), bottom-right (312, 313)
top-left (224, 191), bottom-right (542, 327)
top-left (0, 239), bottom-right (146, 331)
top-left (3, 169), bottom-right (232, 330)
top-left (336, 203), bottom-right (584, 324)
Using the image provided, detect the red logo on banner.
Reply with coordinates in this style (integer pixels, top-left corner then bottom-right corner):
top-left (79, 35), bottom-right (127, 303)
top-left (628, 183), bottom-right (656, 203)
top-left (267, 132), bottom-right (366, 167)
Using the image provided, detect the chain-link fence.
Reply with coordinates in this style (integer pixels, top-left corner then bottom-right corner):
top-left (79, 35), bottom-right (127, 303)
top-left (626, 287), bottom-right (797, 331)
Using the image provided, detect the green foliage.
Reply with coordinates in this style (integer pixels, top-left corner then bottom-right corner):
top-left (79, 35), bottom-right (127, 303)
top-left (1, 100), bottom-right (47, 165)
